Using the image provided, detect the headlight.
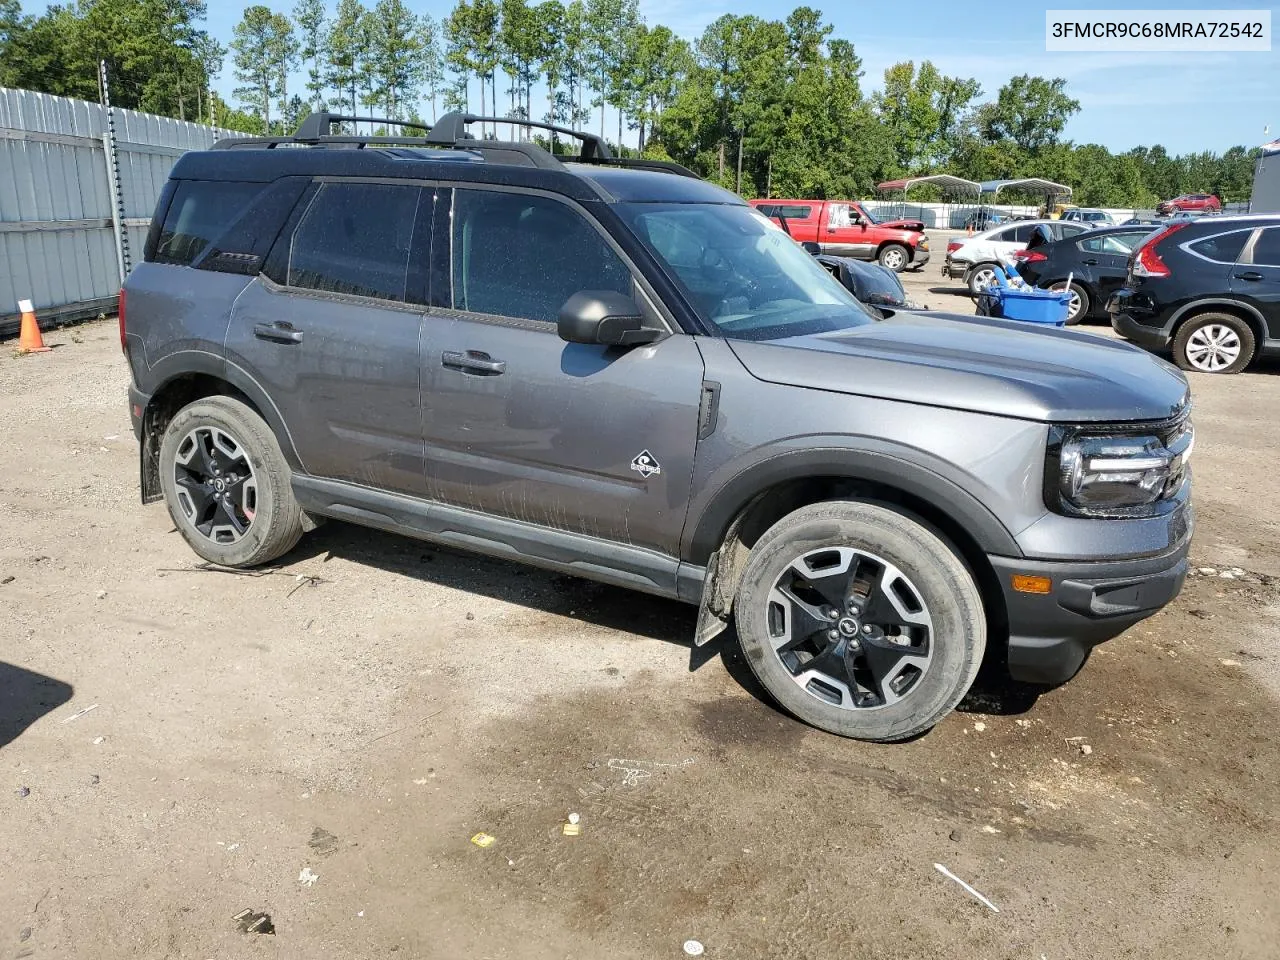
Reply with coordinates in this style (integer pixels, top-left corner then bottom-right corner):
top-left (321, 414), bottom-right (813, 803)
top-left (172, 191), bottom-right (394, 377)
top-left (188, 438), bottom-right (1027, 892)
top-left (1047, 417), bottom-right (1193, 517)
top-left (919, 238), bottom-right (929, 249)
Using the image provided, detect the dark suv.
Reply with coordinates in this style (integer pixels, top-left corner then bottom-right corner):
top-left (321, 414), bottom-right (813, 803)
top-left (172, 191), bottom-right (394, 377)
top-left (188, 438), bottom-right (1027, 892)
top-left (122, 112), bottom-right (1194, 742)
top-left (1108, 216), bottom-right (1280, 374)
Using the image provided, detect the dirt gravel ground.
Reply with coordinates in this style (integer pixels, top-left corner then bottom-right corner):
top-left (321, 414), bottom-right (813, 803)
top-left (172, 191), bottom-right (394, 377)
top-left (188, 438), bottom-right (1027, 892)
top-left (2, 303), bottom-right (1279, 960)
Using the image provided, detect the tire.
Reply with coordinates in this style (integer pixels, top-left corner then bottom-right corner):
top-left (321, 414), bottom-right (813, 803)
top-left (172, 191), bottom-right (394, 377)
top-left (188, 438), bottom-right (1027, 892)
top-left (1172, 312), bottom-right (1255, 375)
top-left (1049, 281), bottom-right (1090, 325)
top-left (158, 396), bottom-right (304, 567)
top-left (734, 501), bottom-right (986, 742)
top-left (966, 263), bottom-right (998, 295)
top-left (878, 243), bottom-right (909, 272)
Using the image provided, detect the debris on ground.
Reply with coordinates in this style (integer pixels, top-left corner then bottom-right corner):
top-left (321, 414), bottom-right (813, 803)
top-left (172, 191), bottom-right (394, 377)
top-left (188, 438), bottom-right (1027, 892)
top-left (683, 940), bottom-right (705, 956)
top-left (1080, 744), bottom-right (1093, 756)
top-left (1220, 659), bottom-right (1242, 667)
top-left (949, 829), bottom-right (962, 841)
top-left (95, 590), bottom-right (107, 599)
top-left (568, 812), bottom-right (580, 825)
top-left (1, 575), bottom-right (14, 585)
top-left (19, 927), bottom-right (32, 942)
top-left (470, 832), bottom-right (496, 848)
top-left (981, 825), bottom-right (1001, 834)
top-left (17, 786), bottom-right (30, 798)
top-left (287, 574), bottom-right (329, 598)
top-left (933, 862), bottom-right (1000, 913)
top-left (61, 704), bottom-right (99, 723)
top-left (89, 774), bottom-right (100, 785)
top-left (465, 612), bottom-right (475, 621)
top-left (308, 827), bottom-right (339, 858)
top-left (298, 867), bottom-right (319, 887)
top-left (93, 737), bottom-right (104, 745)
top-left (562, 822), bottom-right (581, 837)
top-left (973, 722), bottom-right (987, 732)
top-left (232, 909), bottom-right (275, 935)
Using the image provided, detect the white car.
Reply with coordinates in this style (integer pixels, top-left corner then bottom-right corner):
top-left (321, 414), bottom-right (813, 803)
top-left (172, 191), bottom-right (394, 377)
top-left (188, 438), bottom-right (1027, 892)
top-left (943, 219), bottom-right (1092, 294)
top-left (1060, 208), bottom-right (1117, 228)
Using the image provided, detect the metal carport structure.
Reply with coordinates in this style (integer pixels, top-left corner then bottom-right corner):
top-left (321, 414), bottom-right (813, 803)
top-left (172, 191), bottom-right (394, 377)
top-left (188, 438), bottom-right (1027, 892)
top-left (874, 175), bottom-right (982, 229)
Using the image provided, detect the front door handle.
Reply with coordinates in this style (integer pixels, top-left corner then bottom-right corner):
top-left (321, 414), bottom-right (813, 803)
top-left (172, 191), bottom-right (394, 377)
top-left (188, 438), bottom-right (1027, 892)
top-left (1234, 271), bottom-right (1264, 282)
top-left (253, 321), bottom-right (304, 344)
top-left (442, 350), bottom-right (506, 375)
top-left (1082, 258), bottom-right (1098, 265)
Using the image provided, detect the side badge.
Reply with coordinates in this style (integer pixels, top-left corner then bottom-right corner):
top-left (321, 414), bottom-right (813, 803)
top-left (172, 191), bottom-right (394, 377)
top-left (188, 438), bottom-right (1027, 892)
top-left (630, 450), bottom-right (662, 479)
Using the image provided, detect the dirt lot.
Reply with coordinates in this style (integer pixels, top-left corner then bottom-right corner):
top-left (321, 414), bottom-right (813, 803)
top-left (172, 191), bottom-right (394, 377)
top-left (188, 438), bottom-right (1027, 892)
top-left (3, 302), bottom-right (1279, 960)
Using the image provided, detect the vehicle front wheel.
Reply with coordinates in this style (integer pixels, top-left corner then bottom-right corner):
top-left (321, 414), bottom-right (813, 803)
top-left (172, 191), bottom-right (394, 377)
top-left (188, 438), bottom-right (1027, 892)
top-left (734, 501), bottom-right (986, 742)
top-left (1172, 312), bottom-right (1255, 374)
top-left (878, 243), bottom-right (909, 272)
top-left (1049, 281), bottom-right (1090, 325)
top-left (158, 396), bottom-right (305, 567)
top-left (966, 263), bottom-right (998, 295)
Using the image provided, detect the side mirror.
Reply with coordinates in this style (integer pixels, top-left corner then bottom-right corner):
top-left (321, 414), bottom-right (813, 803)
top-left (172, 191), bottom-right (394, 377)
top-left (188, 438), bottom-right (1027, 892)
top-left (800, 241), bottom-right (821, 255)
top-left (558, 291), bottom-right (660, 347)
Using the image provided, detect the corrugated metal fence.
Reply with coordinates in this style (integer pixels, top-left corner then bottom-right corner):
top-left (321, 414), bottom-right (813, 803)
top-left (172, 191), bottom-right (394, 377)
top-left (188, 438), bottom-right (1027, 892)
top-left (0, 88), bottom-right (240, 337)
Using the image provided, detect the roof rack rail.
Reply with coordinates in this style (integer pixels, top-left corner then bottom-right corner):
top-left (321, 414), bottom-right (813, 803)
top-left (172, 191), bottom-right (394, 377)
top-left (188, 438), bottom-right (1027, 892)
top-left (293, 111), bottom-right (430, 140)
top-left (426, 112), bottom-right (612, 161)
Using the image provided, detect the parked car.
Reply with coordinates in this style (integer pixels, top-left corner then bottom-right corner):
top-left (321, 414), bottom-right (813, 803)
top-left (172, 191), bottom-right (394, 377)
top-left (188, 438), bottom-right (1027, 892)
top-left (122, 109), bottom-right (1193, 743)
top-left (962, 209), bottom-right (1005, 231)
top-left (1121, 217), bottom-right (1166, 226)
top-left (1013, 225), bottom-right (1159, 324)
top-left (1059, 208), bottom-right (1116, 228)
top-left (944, 220), bottom-right (1092, 294)
top-left (813, 254), bottom-right (926, 312)
top-left (1157, 194), bottom-right (1221, 215)
top-left (749, 198), bottom-right (930, 272)
top-left (1109, 214), bottom-right (1280, 373)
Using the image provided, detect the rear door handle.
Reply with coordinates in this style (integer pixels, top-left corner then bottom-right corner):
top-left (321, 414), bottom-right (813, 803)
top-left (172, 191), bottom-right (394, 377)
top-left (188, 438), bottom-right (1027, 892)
top-left (253, 321), bottom-right (304, 344)
top-left (1082, 258), bottom-right (1098, 265)
top-left (442, 350), bottom-right (506, 375)
top-left (1234, 271), bottom-right (1264, 282)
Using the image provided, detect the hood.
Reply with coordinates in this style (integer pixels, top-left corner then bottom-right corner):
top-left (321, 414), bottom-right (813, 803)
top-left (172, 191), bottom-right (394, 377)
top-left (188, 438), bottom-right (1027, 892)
top-left (727, 312), bottom-right (1189, 423)
top-left (876, 218), bottom-right (926, 233)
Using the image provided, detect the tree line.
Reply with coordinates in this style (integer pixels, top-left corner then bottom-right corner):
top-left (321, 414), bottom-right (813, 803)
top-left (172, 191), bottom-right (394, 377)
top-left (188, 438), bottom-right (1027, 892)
top-left (0, 0), bottom-right (1261, 206)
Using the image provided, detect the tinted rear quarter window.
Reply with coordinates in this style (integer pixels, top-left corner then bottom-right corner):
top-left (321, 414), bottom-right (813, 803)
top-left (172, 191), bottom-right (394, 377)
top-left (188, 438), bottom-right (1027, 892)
top-left (1189, 230), bottom-right (1250, 264)
top-left (153, 180), bottom-right (262, 265)
top-left (283, 182), bottom-right (421, 301)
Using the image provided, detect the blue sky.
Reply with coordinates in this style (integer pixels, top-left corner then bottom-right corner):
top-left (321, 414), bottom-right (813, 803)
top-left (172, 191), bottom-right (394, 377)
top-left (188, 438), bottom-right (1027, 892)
top-left (47, 0), bottom-right (1280, 152)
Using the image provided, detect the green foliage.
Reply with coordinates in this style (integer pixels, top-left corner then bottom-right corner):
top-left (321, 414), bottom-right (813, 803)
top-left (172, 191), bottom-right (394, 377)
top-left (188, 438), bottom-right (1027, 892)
top-left (0, 0), bottom-right (1261, 206)
top-left (230, 4), bottom-right (295, 134)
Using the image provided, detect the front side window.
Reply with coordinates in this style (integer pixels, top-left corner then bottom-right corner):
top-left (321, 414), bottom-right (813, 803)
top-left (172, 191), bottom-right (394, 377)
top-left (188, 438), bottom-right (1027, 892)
top-left (154, 180), bottom-right (262, 266)
top-left (618, 201), bottom-right (877, 341)
top-left (450, 189), bottom-right (631, 323)
top-left (827, 203), bottom-right (854, 228)
top-left (285, 182), bottom-right (421, 301)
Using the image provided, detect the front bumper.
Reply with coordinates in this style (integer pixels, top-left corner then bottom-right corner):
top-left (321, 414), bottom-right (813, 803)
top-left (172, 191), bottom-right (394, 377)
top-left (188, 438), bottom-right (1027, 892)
top-left (989, 541), bottom-right (1190, 685)
top-left (910, 248), bottom-right (931, 268)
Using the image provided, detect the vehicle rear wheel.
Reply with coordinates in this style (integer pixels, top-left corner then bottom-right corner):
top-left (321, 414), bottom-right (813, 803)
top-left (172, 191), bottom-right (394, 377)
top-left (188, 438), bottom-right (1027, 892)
top-left (966, 263), bottom-right (998, 295)
top-left (159, 396), bottom-right (304, 567)
top-left (878, 244), bottom-right (909, 272)
top-left (734, 501), bottom-right (985, 742)
top-left (1172, 312), bottom-right (1255, 374)
top-left (1049, 281), bottom-right (1090, 325)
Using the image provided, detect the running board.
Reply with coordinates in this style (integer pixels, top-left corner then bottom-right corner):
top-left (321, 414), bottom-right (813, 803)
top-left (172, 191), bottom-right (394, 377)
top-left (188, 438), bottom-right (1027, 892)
top-left (291, 475), bottom-right (705, 602)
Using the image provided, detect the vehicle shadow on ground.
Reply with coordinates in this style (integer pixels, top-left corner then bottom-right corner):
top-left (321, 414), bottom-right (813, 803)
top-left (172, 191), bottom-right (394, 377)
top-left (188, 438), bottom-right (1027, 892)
top-left (0, 662), bottom-right (74, 749)
top-left (288, 520), bottom-right (1039, 725)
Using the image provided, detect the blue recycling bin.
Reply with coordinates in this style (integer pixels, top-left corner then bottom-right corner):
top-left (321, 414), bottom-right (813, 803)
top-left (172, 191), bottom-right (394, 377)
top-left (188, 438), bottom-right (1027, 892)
top-left (976, 268), bottom-right (1071, 326)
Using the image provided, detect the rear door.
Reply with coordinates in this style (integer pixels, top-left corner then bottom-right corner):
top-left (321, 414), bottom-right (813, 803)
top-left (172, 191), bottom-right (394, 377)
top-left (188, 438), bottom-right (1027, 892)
top-left (225, 179), bottom-right (429, 496)
top-left (1234, 226), bottom-right (1280, 338)
top-left (1077, 230), bottom-right (1152, 301)
top-left (418, 185), bottom-right (705, 557)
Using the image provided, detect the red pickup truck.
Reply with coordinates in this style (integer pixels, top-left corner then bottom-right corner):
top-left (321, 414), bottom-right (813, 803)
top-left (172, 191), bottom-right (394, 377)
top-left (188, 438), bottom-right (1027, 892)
top-left (749, 198), bottom-right (930, 272)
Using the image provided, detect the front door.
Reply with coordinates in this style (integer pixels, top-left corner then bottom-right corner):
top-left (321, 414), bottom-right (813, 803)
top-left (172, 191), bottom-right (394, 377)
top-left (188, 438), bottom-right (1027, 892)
top-left (225, 180), bottom-right (430, 496)
top-left (419, 186), bottom-right (705, 556)
top-left (821, 202), bottom-right (875, 259)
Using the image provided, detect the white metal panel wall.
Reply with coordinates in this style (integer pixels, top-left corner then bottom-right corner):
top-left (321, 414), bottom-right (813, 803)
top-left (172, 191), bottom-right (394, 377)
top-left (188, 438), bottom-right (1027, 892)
top-left (0, 87), bottom-right (241, 331)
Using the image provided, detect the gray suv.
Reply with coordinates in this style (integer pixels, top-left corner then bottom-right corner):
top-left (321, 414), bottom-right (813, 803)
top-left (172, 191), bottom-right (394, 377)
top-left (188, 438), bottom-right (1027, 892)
top-left (121, 112), bottom-right (1194, 742)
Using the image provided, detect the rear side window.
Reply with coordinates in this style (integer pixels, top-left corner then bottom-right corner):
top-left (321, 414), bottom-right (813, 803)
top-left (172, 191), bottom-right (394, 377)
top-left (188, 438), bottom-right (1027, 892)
top-left (1251, 227), bottom-right (1280, 267)
top-left (1010, 224), bottom-right (1037, 243)
top-left (763, 204), bottom-right (812, 219)
top-left (1080, 231), bottom-right (1147, 254)
top-left (1189, 230), bottom-right (1250, 264)
top-left (450, 189), bottom-right (631, 323)
top-left (1056, 223), bottom-right (1090, 238)
top-left (153, 180), bottom-right (261, 265)
top-left (284, 182), bottom-right (421, 301)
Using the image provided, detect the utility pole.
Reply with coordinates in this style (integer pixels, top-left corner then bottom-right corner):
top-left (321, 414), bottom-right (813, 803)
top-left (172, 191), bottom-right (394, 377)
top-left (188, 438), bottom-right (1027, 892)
top-left (736, 126), bottom-right (744, 195)
top-left (718, 142), bottom-right (724, 180)
top-left (766, 156), bottom-right (772, 198)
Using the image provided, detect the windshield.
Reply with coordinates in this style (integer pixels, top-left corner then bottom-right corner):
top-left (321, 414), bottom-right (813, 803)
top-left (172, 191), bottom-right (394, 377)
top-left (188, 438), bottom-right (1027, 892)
top-left (617, 202), bottom-right (878, 340)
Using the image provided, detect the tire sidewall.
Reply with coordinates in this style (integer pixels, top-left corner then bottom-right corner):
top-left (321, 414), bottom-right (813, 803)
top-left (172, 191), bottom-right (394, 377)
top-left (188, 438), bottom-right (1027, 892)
top-left (967, 264), bottom-right (996, 295)
top-left (1053, 281), bottom-right (1089, 325)
top-left (158, 399), bottom-right (292, 567)
top-left (879, 244), bottom-right (909, 272)
top-left (1173, 313), bottom-right (1255, 375)
top-left (735, 503), bottom-right (985, 741)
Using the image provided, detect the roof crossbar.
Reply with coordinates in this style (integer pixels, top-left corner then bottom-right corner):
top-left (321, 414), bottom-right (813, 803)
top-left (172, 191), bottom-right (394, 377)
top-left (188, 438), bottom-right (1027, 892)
top-left (426, 112), bottom-right (613, 160)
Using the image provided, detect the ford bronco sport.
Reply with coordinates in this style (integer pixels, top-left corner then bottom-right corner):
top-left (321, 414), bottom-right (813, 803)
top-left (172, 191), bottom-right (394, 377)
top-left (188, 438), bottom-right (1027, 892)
top-left (122, 112), bottom-right (1193, 742)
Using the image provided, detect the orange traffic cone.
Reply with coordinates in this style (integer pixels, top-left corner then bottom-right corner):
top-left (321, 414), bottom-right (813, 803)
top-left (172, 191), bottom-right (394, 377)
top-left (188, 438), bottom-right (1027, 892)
top-left (17, 299), bottom-right (51, 353)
